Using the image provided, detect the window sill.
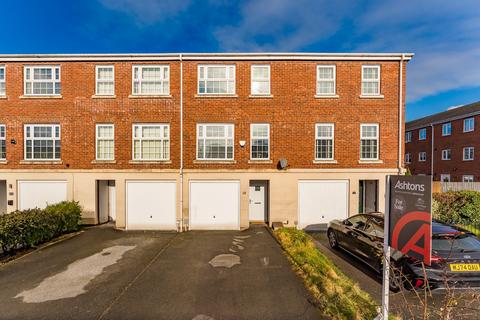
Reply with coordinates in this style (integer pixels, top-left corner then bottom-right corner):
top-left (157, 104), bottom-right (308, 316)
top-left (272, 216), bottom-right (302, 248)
top-left (0, 96), bottom-right (7, 99)
top-left (195, 94), bottom-right (238, 98)
top-left (248, 94), bottom-right (273, 99)
top-left (314, 94), bottom-right (339, 99)
top-left (92, 95), bottom-right (116, 99)
top-left (20, 160), bottom-right (63, 165)
top-left (128, 160), bottom-right (172, 164)
top-left (358, 159), bottom-right (383, 164)
top-left (91, 160), bottom-right (117, 164)
top-left (359, 94), bottom-right (384, 99)
top-left (0, 160), bottom-right (8, 164)
top-left (193, 160), bottom-right (236, 164)
top-left (248, 160), bottom-right (273, 164)
top-left (19, 95), bottom-right (63, 99)
top-left (313, 160), bottom-right (338, 164)
top-left (463, 159), bottom-right (474, 162)
top-left (128, 94), bottom-right (172, 99)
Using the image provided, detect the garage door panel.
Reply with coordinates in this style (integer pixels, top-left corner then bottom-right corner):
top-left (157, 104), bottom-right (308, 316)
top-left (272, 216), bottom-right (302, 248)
top-left (298, 180), bottom-right (348, 229)
top-left (189, 181), bottom-right (240, 230)
top-left (126, 181), bottom-right (176, 230)
top-left (18, 181), bottom-right (68, 210)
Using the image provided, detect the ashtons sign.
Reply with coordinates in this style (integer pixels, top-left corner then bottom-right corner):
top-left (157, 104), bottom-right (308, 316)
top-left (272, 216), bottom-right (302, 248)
top-left (388, 175), bottom-right (432, 265)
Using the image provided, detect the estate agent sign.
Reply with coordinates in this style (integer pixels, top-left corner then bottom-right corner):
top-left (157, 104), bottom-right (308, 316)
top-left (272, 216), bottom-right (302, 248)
top-left (388, 175), bottom-right (432, 265)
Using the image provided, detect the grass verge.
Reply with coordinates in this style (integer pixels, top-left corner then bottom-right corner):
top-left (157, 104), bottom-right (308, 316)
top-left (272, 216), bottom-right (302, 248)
top-left (274, 227), bottom-right (378, 320)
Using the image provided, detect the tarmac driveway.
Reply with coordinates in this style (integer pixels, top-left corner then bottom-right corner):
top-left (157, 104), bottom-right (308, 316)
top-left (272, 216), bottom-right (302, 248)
top-left (0, 225), bottom-right (320, 320)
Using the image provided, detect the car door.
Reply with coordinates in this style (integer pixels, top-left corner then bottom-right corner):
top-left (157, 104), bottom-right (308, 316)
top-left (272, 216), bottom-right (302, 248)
top-left (359, 217), bottom-right (384, 270)
top-left (340, 215), bottom-right (369, 252)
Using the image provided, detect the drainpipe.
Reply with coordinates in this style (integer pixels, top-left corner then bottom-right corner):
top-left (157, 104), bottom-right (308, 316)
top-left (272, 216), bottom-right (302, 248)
top-left (179, 54), bottom-right (184, 232)
top-left (430, 124), bottom-right (434, 177)
top-left (398, 54), bottom-right (405, 175)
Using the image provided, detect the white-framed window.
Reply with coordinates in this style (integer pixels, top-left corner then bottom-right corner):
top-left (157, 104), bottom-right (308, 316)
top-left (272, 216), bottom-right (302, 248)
top-left (361, 65), bottom-right (380, 96)
top-left (250, 123), bottom-right (270, 160)
top-left (463, 175), bottom-right (474, 183)
top-left (463, 146), bottom-right (474, 161)
top-left (419, 151), bottom-right (426, 162)
top-left (132, 124), bottom-right (170, 160)
top-left (0, 125), bottom-right (5, 160)
top-left (441, 174), bottom-right (451, 182)
top-left (464, 117), bottom-right (474, 132)
top-left (419, 128), bottom-right (427, 140)
top-left (405, 131), bottom-right (412, 143)
top-left (316, 65), bottom-right (336, 96)
top-left (315, 123), bottom-right (334, 160)
top-left (24, 124), bottom-right (61, 160)
top-left (198, 65), bottom-right (235, 95)
top-left (405, 153), bottom-right (411, 164)
top-left (442, 123), bottom-right (451, 136)
top-left (96, 124), bottom-right (114, 160)
top-left (132, 65), bottom-right (169, 96)
top-left (24, 65), bottom-right (61, 96)
top-left (0, 66), bottom-right (5, 96)
top-left (197, 124), bottom-right (234, 160)
top-left (360, 124), bottom-right (379, 160)
top-left (251, 65), bottom-right (270, 95)
top-left (95, 65), bottom-right (114, 96)
top-left (441, 149), bottom-right (451, 160)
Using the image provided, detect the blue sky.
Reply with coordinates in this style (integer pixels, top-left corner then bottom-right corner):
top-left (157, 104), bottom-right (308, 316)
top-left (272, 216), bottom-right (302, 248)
top-left (2, 0), bottom-right (479, 121)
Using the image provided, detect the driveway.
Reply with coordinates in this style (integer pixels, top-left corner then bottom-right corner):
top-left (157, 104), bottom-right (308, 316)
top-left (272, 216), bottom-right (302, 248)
top-left (0, 225), bottom-right (321, 320)
top-left (310, 231), bottom-right (480, 319)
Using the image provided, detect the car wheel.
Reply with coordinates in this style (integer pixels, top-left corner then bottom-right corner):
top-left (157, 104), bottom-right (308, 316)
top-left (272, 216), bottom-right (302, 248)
top-left (327, 229), bottom-right (338, 249)
top-left (388, 260), bottom-right (411, 292)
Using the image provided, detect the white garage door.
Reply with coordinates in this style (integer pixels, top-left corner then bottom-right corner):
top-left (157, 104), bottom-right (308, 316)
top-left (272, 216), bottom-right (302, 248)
top-left (18, 180), bottom-right (68, 210)
top-left (189, 180), bottom-right (240, 230)
top-left (126, 180), bottom-right (176, 230)
top-left (298, 180), bottom-right (349, 229)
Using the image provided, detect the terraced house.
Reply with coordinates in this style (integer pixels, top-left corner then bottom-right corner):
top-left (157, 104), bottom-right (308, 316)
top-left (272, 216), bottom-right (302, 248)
top-left (0, 52), bottom-right (412, 230)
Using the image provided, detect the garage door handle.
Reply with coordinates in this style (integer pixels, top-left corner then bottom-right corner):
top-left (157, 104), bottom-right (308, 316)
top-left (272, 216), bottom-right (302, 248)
top-left (254, 202), bottom-right (261, 204)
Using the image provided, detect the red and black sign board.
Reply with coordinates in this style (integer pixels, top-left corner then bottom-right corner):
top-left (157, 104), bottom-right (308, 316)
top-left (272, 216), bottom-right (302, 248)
top-left (388, 175), bottom-right (432, 265)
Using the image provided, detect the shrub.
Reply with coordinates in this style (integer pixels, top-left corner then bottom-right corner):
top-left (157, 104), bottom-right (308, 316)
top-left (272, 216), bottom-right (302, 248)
top-left (433, 191), bottom-right (480, 225)
top-left (0, 201), bottom-right (82, 255)
top-left (275, 228), bottom-right (377, 320)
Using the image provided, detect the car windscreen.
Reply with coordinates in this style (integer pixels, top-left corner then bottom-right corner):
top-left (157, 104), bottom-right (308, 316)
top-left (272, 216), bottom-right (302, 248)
top-left (432, 233), bottom-right (480, 252)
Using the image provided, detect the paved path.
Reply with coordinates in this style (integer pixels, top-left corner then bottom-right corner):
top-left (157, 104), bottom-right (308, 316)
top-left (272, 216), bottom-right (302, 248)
top-left (0, 225), bottom-right (320, 320)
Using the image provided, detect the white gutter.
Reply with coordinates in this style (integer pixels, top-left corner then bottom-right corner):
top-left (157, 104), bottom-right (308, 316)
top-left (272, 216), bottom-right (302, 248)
top-left (398, 54), bottom-right (405, 174)
top-left (431, 124), bottom-right (434, 177)
top-left (179, 54), bottom-right (185, 232)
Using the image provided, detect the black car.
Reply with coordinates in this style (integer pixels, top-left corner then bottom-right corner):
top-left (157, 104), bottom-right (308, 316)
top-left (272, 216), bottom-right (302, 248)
top-left (327, 213), bottom-right (480, 291)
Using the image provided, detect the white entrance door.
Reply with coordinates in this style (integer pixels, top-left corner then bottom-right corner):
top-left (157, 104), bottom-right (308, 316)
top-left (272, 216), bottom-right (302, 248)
top-left (18, 180), bottom-right (68, 210)
top-left (298, 180), bottom-right (349, 229)
top-left (189, 180), bottom-right (240, 230)
top-left (126, 180), bottom-right (176, 230)
top-left (249, 182), bottom-right (266, 221)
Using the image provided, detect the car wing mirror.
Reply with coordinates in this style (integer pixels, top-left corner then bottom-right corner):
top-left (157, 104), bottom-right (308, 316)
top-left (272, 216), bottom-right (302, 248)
top-left (343, 219), bottom-right (352, 226)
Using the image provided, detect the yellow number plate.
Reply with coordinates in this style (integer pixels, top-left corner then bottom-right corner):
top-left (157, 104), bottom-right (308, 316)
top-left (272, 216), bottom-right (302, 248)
top-left (449, 264), bottom-right (480, 272)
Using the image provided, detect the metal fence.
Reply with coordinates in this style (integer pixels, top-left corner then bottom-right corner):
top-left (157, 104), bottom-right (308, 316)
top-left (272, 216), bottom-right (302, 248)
top-left (433, 182), bottom-right (480, 193)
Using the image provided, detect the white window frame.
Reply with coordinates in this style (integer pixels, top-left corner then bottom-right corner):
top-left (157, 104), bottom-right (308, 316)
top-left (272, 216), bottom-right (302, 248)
top-left (405, 131), bottom-right (412, 143)
top-left (24, 124), bottom-right (61, 161)
top-left (95, 65), bottom-right (115, 96)
top-left (24, 65), bottom-right (61, 96)
top-left (441, 174), bottom-right (451, 182)
top-left (316, 65), bottom-right (336, 96)
top-left (463, 146), bottom-right (474, 161)
top-left (441, 149), bottom-right (451, 160)
top-left (0, 124), bottom-right (5, 160)
top-left (419, 128), bottom-right (427, 140)
top-left (405, 153), bottom-right (411, 164)
top-left (250, 65), bottom-right (270, 96)
top-left (197, 65), bottom-right (236, 95)
top-left (132, 124), bottom-right (170, 161)
top-left (463, 117), bottom-right (475, 132)
top-left (442, 123), bottom-right (451, 136)
top-left (360, 123), bottom-right (379, 160)
top-left (131, 65), bottom-right (170, 96)
top-left (0, 65), bottom-right (5, 96)
top-left (196, 123), bottom-right (234, 160)
top-left (463, 175), bottom-right (474, 183)
top-left (250, 123), bottom-right (270, 160)
top-left (361, 65), bottom-right (381, 96)
top-left (95, 124), bottom-right (115, 160)
top-left (315, 123), bottom-right (335, 160)
top-left (418, 151), bottom-right (426, 162)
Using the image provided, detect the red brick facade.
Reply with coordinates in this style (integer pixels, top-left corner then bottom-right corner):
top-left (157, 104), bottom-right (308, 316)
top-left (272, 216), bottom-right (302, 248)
top-left (0, 54), bottom-right (409, 171)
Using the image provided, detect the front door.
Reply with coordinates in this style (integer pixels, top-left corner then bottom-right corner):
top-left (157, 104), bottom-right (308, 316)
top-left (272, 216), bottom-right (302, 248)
top-left (249, 181), bottom-right (266, 221)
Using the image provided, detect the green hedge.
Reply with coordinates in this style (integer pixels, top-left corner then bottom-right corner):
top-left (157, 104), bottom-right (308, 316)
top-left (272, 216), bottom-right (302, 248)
top-left (0, 201), bottom-right (82, 255)
top-left (433, 191), bottom-right (480, 225)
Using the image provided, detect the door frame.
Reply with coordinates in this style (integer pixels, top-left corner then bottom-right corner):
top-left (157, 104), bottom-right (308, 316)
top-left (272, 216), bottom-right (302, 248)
top-left (248, 180), bottom-right (269, 223)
